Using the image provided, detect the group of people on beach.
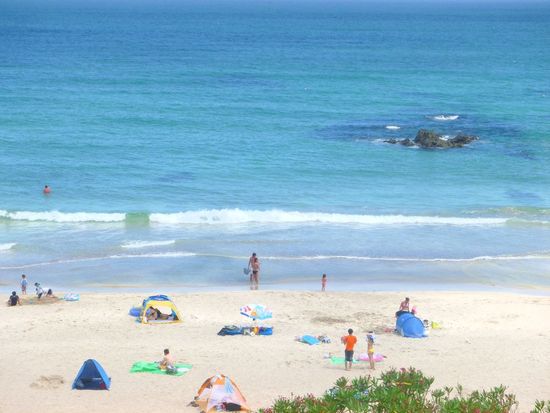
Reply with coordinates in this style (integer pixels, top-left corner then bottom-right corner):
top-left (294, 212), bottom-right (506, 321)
top-left (246, 252), bottom-right (330, 292)
top-left (6, 274), bottom-right (54, 306)
top-left (341, 328), bottom-right (376, 371)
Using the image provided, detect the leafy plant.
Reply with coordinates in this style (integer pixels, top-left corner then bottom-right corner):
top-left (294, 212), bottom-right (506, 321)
top-left (258, 368), bottom-right (549, 413)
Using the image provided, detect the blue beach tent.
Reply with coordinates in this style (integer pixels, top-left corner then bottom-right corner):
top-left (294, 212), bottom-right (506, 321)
top-left (396, 313), bottom-right (426, 338)
top-left (72, 359), bottom-right (111, 390)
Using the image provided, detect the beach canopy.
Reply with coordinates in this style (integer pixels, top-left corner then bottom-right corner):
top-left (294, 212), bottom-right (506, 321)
top-left (396, 313), bottom-right (426, 338)
top-left (194, 374), bottom-right (250, 412)
top-left (139, 294), bottom-right (182, 324)
top-left (72, 359), bottom-right (111, 390)
top-left (240, 304), bottom-right (272, 320)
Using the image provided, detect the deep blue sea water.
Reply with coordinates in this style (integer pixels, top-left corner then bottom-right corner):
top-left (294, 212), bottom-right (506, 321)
top-left (1, 1), bottom-right (549, 292)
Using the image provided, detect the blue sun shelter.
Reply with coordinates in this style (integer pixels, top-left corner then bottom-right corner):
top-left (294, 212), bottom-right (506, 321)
top-left (72, 359), bottom-right (111, 390)
top-left (396, 313), bottom-right (426, 338)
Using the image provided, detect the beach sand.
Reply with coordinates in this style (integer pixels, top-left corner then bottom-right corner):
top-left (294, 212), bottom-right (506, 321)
top-left (1, 290), bottom-right (549, 412)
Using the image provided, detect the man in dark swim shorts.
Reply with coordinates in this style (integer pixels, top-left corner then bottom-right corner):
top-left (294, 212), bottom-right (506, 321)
top-left (342, 328), bottom-right (357, 371)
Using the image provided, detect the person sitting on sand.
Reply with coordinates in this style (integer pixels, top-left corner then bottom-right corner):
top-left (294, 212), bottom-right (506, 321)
top-left (7, 291), bottom-right (21, 306)
top-left (395, 297), bottom-right (410, 317)
top-left (159, 348), bottom-right (176, 373)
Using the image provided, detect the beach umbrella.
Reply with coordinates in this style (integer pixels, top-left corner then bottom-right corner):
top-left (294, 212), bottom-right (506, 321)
top-left (240, 304), bottom-right (272, 320)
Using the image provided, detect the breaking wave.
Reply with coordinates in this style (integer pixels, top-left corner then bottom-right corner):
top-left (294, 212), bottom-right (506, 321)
top-left (1, 208), bottom-right (546, 227)
top-left (0, 243), bottom-right (16, 252)
top-left (0, 210), bottom-right (125, 223)
top-left (431, 114), bottom-right (459, 121)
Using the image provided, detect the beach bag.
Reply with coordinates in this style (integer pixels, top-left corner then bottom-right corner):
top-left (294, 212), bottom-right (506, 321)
top-left (243, 267), bottom-right (250, 275)
top-left (259, 326), bottom-right (273, 336)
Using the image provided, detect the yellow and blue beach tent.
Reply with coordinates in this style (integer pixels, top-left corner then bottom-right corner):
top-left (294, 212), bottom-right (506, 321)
top-left (139, 295), bottom-right (182, 324)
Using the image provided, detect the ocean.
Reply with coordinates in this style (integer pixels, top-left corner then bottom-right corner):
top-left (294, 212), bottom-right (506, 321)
top-left (1, 1), bottom-right (549, 292)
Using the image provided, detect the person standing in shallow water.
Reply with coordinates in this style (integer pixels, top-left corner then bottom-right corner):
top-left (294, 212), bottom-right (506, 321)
top-left (251, 256), bottom-right (260, 290)
top-left (247, 252), bottom-right (256, 288)
top-left (321, 273), bottom-right (327, 291)
top-left (43, 185), bottom-right (51, 194)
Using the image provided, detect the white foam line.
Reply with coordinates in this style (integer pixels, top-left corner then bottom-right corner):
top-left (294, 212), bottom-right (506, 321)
top-left (0, 210), bottom-right (125, 223)
top-left (121, 240), bottom-right (176, 249)
top-left (149, 209), bottom-right (507, 226)
top-left (2, 252), bottom-right (548, 271)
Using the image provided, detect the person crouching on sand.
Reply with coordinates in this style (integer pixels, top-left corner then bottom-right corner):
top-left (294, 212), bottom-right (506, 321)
top-left (342, 328), bottom-right (357, 371)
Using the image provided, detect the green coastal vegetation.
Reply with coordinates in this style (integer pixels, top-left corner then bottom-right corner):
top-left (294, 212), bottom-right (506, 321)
top-left (259, 368), bottom-right (550, 413)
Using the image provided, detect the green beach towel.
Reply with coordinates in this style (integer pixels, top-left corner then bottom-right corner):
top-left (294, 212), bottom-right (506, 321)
top-left (130, 361), bottom-right (192, 376)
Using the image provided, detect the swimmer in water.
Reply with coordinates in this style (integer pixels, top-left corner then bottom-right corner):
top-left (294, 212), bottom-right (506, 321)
top-left (43, 185), bottom-right (51, 194)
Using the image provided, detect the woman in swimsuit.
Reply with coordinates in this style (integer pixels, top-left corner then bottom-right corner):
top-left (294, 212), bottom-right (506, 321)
top-left (251, 257), bottom-right (260, 290)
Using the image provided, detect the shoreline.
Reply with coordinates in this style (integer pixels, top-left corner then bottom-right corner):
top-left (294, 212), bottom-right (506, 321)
top-left (2, 280), bottom-right (550, 296)
top-left (2, 290), bottom-right (549, 412)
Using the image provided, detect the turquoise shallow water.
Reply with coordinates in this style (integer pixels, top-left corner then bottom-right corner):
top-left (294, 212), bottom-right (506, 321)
top-left (1, 1), bottom-right (549, 292)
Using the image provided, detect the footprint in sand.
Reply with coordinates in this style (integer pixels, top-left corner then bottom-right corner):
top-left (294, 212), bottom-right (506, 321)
top-left (30, 375), bottom-right (64, 389)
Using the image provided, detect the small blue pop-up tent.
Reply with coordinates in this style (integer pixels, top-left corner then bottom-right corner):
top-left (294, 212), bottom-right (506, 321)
top-left (72, 359), bottom-right (111, 390)
top-left (396, 313), bottom-right (426, 338)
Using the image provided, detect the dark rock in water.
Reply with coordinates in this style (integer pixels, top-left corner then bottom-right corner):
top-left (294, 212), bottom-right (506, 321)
top-left (448, 134), bottom-right (479, 147)
top-left (414, 129), bottom-right (447, 147)
top-left (400, 138), bottom-right (415, 147)
top-left (385, 129), bottom-right (478, 149)
top-left (384, 138), bottom-right (415, 147)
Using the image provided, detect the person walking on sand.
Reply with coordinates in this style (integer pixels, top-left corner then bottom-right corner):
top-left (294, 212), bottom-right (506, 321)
top-left (251, 256), bottom-right (260, 290)
top-left (321, 273), bottom-right (327, 291)
top-left (342, 328), bottom-right (357, 371)
top-left (21, 274), bottom-right (28, 295)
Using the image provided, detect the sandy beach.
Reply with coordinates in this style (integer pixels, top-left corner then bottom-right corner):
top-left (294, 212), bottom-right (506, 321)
top-left (1, 290), bottom-right (549, 412)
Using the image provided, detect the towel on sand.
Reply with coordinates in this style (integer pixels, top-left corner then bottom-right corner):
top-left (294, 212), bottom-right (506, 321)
top-left (130, 362), bottom-right (192, 376)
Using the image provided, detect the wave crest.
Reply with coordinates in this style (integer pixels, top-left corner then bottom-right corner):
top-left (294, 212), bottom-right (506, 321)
top-left (150, 209), bottom-right (506, 226)
top-left (431, 115), bottom-right (459, 121)
top-left (0, 210), bottom-right (125, 223)
top-left (0, 243), bottom-right (16, 252)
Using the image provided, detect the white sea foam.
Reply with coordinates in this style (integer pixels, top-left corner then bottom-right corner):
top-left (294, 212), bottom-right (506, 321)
top-left (121, 240), bottom-right (176, 249)
top-left (385, 125), bottom-right (401, 130)
top-left (432, 115), bottom-right (459, 121)
top-left (1, 208), bottom-right (539, 227)
top-left (0, 210), bottom-right (125, 223)
top-left (110, 252), bottom-right (196, 259)
top-left (0, 243), bottom-right (16, 252)
top-left (1, 251), bottom-right (548, 271)
top-left (150, 209), bottom-right (507, 226)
